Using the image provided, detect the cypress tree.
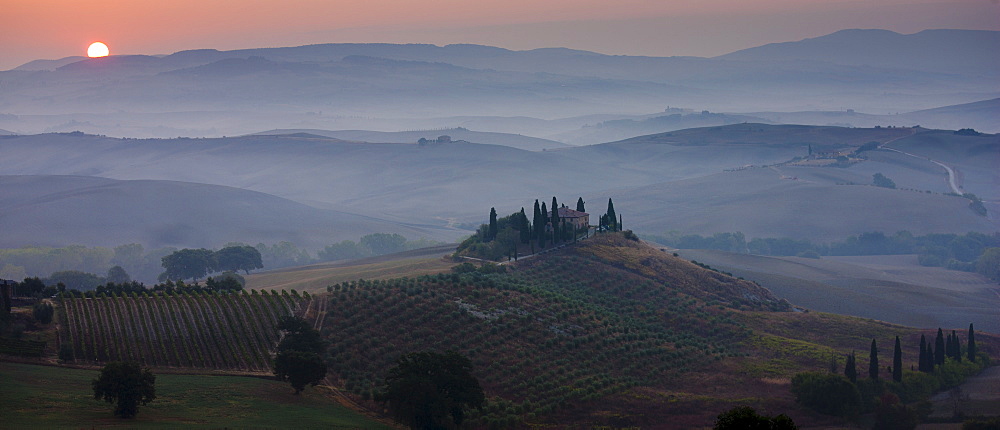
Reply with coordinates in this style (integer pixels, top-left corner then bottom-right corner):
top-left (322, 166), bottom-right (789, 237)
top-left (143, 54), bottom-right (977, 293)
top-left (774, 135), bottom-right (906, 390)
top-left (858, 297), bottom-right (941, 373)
top-left (926, 344), bottom-right (934, 371)
top-left (945, 331), bottom-right (954, 359)
top-left (892, 336), bottom-right (902, 382)
top-left (488, 207), bottom-right (498, 241)
top-left (539, 202), bottom-right (548, 248)
top-left (869, 338), bottom-right (879, 381)
top-left (935, 328), bottom-right (945, 366)
top-left (532, 200), bottom-right (542, 241)
top-left (606, 198), bottom-right (617, 232)
top-left (551, 197), bottom-right (560, 242)
top-left (576, 197), bottom-right (585, 213)
top-left (968, 323), bottom-right (977, 363)
top-left (918, 334), bottom-right (928, 372)
top-left (845, 351), bottom-right (857, 383)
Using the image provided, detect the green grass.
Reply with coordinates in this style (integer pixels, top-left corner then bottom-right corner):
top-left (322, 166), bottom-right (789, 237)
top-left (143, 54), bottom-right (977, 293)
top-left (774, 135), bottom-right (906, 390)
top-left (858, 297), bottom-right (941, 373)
top-left (0, 362), bottom-right (387, 429)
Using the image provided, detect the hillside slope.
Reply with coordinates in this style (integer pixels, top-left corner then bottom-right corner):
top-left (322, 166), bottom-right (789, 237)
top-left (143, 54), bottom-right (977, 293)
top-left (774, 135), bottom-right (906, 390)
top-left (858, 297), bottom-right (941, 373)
top-left (0, 175), bottom-right (458, 249)
top-left (310, 233), bottom-right (997, 427)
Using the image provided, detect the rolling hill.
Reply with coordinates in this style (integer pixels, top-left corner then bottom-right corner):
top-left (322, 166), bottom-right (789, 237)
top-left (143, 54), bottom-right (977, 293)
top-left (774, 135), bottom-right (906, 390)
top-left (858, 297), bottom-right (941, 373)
top-left (1, 125), bottom-right (995, 252)
top-left (0, 175), bottom-right (459, 250)
top-left (253, 127), bottom-right (569, 151)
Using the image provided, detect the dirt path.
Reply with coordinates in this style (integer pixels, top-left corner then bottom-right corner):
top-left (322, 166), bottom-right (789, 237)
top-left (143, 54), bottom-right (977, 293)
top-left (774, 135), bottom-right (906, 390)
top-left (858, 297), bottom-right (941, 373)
top-left (880, 146), bottom-right (963, 194)
top-left (927, 365), bottom-right (1000, 419)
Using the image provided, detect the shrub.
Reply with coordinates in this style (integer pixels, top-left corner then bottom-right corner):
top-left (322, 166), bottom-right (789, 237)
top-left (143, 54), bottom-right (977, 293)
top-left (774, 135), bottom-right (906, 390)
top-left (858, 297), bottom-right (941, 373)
top-left (32, 302), bottom-right (54, 324)
top-left (791, 372), bottom-right (860, 416)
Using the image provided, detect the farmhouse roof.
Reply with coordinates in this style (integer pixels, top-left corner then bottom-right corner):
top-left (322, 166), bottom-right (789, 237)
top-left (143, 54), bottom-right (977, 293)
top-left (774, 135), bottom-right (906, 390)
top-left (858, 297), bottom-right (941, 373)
top-left (549, 207), bottom-right (588, 218)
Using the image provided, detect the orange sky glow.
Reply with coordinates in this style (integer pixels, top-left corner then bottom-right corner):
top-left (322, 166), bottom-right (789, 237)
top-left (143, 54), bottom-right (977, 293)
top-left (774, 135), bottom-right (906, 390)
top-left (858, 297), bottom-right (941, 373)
top-left (2, 0), bottom-right (998, 70)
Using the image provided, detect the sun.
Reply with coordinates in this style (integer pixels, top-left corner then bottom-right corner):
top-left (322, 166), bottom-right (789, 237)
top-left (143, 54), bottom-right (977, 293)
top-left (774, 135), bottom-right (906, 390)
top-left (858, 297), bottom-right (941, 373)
top-left (87, 42), bottom-right (110, 58)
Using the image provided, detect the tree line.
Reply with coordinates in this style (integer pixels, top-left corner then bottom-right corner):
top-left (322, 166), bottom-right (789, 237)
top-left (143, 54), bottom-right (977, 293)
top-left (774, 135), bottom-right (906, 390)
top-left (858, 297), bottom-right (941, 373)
top-left (792, 323), bottom-right (987, 427)
top-left (0, 234), bottom-right (441, 287)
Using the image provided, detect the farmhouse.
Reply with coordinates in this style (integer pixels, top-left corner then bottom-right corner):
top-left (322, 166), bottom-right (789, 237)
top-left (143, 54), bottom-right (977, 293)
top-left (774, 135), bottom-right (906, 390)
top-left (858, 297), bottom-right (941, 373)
top-left (548, 207), bottom-right (589, 230)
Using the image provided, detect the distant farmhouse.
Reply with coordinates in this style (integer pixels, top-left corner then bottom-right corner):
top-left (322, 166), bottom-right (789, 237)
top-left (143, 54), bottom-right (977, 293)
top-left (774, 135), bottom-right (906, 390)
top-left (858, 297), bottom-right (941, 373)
top-left (549, 207), bottom-right (589, 230)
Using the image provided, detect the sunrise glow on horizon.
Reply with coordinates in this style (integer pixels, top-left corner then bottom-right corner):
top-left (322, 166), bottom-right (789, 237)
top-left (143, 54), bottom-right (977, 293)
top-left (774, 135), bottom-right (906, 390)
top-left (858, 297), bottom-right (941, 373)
top-left (87, 42), bottom-right (110, 58)
top-left (2, 0), bottom-right (998, 70)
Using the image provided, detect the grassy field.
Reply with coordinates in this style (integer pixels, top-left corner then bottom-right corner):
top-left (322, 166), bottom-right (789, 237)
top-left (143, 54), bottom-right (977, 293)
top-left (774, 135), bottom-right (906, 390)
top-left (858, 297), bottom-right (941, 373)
top-left (675, 249), bottom-right (1000, 333)
top-left (0, 361), bottom-right (387, 428)
top-left (246, 245), bottom-right (458, 293)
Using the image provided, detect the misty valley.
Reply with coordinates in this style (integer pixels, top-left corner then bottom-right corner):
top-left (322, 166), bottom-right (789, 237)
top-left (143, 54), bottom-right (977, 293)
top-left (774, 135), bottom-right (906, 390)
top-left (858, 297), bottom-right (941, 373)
top-left (1, 29), bottom-right (999, 429)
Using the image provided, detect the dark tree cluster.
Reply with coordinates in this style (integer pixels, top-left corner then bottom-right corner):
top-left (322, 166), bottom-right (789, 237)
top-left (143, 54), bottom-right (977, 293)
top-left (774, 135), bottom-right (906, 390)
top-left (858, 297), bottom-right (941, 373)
top-left (380, 351), bottom-right (485, 430)
top-left (159, 245), bottom-right (262, 282)
top-left (92, 361), bottom-right (156, 418)
top-left (273, 316), bottom-right (327, 394)
top-left (714, 405), bottom-right (797, 430)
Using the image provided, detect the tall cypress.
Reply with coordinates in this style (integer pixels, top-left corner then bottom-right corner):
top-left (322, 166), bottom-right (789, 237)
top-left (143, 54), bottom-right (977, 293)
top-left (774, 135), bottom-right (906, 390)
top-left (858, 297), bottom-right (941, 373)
top-left (935, 328), bottom-right (945, 366)
top-left (945, 331), bottom-right (954, 359)
top-left (869, 338), bottom-right (879, 381)
top-left (539, 202), bottom-right (548, 248)
top-left (532, 200), bottom-right (542, 241)
top-left (893, 336), bottom-right (902, 382)
top-left (551, 197), bottom-right (560, 242)
top-left (926, 344), bottom-right (934, 372)
top-left (488, 207), bottom-right (498, 241)
top-left (968, 323), bottom-right (977, 363)
top-left (576, 197), bottom-right (585, 213)
top-left (918, 334), bottom-right (928, 372)
top-left (606, 198), bottom-right (617, 232)
top-left (845, 351), bottom-right (857, 383)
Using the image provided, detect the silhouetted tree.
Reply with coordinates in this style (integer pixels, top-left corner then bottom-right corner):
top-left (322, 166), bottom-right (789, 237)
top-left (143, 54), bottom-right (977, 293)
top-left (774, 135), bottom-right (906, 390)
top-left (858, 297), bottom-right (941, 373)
top-left (160, 248), bottom-right (216, 281)
top-left (968, 323), bottom-right (977, 362)
top-left (892, 336), bottom-right (902, 382)
top-left (606, 198), bottom-right (618, 232)
top-left (274, 350), bottom-right (327, 394)
top-left (532, 200), bottom-right (542, 242)
top-left (215, 245), bottom-right (263, 274)
top-left (845, 351), bottom-right (857, 383)
top-left (551, 197), bottom-right (560, 243)
top-left (873, 173), bottom-right (896, 189)
top-left (92, 361), bottom-right (156, 418)
top-left (487, 207), bottom-right (498, 241)
top-left (576, 197), bottom-right (585, 213)
top-left (518, 208), bottom-right (531, 244)
top-left (869, 339), bottom-right (879, 381)
top-left (539, 202), bottom-right (548, 248)
top-left (935, 328), bottom-right (945, 366)
top-left (381, 351), bottom-right (485, 429)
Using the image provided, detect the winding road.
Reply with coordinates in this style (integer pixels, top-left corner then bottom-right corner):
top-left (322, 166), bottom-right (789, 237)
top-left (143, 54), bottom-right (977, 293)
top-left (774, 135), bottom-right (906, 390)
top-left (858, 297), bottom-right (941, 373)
top-left (880, 146), bottom-right (963, 195)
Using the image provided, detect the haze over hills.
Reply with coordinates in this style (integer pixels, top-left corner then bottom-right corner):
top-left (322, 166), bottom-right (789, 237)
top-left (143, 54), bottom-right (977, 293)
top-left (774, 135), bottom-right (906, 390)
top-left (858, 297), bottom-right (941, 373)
top-left (0, 175), bottom-right (456, 250)
top-left (1, 124), bottom-right (995, 253)
top-left (253, 128), bottom-right (569, 151)
top-left (1, 29), bottom-right (997, 138)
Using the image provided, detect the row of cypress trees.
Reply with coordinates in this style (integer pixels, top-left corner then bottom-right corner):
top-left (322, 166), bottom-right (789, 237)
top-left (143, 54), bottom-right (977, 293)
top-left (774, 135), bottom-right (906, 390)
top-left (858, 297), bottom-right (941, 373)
top-left (843, 323), bottom-right (977, 384)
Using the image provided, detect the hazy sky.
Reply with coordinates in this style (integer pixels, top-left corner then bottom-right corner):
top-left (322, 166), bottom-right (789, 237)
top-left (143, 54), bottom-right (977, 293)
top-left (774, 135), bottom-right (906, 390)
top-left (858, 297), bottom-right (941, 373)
top-left (2, 0), bottom-right (998, 70)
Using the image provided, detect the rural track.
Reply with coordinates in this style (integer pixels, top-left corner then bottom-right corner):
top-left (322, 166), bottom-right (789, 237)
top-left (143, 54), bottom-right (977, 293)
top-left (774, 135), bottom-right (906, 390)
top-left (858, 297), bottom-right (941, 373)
top-left (880, 146), bottom-right (963, 194)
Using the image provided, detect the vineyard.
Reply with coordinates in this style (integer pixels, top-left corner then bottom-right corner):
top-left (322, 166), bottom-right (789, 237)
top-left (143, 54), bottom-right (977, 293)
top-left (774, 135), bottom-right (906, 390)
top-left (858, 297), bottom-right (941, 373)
top-left (59, 290), bottom-right (308, 372)
top-left (319, 235), bottom-right (786, 426)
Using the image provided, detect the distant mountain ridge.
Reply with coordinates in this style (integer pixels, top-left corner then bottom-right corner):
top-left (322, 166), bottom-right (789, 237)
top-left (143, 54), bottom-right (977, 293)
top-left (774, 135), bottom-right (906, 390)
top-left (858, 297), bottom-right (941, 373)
top-left (2, 29), bottom-right (996, 139)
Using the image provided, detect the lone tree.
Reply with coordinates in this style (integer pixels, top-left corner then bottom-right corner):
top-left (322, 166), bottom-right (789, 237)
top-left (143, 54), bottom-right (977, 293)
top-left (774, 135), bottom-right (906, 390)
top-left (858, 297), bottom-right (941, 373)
top-left (873, 173), bottom-right (896, 189)
top-left (576, 197), bottom-right (585, 213)
top-left (214, 245), bottom-right (263, 274)
top-left (845, 351), bottom-right (857, 383)
top-left (274, 350), bottom-right (327, 395)
top-left (92, 361), bottom-right (156, 418)
top-left (381, 351), bottom-right (485, 429)
top-left (273, 316), bottom-right (326, 394)
top-left (968, 323), bottom-right (977, 362)
top-left (160, 248), bottom-right (216, 281)
top-left (487, 207), bottom-right (498, 242)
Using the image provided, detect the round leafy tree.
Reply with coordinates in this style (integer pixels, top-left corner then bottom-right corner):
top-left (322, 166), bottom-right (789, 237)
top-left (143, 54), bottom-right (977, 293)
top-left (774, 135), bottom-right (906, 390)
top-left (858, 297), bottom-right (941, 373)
top-left (92, 361), bottom-right (156, 418)
top-left (381, 351), bottom-right (485, 429)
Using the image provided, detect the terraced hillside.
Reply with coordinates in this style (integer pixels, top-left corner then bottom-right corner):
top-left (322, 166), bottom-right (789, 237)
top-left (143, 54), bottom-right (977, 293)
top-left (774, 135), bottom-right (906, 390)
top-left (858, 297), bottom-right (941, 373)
top-left (59, 290), bottom-right (307, 372)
